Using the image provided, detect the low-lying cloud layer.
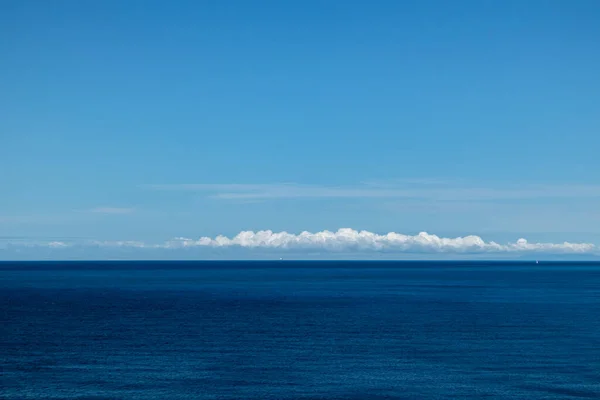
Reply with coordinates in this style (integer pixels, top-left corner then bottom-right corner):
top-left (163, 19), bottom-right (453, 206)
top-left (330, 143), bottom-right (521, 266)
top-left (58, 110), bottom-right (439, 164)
top-left (165, 229), bottom-right (595, 254)
top-left (3, 229), bottom-right (597, 255)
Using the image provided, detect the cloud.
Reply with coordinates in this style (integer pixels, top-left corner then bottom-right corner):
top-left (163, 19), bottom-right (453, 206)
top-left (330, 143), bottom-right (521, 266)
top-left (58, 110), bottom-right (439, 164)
top-left (88, 240), bottom-right (147, 248)
top-left (47, 241), bottom-right (69, 248)
top-left (5, 229), bottom-right (596, 256)
top-left (141, 182), bottom-right (600, 201)
top-left (162, 229), bottom-right (596, 254)
top-left (88, 207), bottom-right (135, 214)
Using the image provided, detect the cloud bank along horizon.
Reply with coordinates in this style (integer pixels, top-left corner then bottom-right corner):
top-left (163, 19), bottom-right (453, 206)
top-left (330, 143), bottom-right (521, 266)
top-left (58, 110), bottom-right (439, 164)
top-left (2, 229), bottom-right (596, 255)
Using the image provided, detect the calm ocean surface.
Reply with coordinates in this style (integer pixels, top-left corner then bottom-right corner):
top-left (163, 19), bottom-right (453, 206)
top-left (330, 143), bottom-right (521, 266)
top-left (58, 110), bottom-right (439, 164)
top-left (1, 261), bottom-right (599, 399)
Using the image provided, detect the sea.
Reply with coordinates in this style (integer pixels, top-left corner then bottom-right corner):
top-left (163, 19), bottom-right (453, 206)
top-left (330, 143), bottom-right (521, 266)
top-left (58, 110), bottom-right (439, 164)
top-left (1, 261), bottom-right (599, 399)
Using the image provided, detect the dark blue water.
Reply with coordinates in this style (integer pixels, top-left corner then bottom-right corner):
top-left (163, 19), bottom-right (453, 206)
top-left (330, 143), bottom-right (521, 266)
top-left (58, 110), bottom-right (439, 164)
top-left (1, 261), bottom-right (600, 399)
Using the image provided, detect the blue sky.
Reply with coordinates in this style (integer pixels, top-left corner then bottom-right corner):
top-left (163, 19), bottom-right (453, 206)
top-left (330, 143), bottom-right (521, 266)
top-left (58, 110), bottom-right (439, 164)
top-left (1, 0), bottom-right (600, 259)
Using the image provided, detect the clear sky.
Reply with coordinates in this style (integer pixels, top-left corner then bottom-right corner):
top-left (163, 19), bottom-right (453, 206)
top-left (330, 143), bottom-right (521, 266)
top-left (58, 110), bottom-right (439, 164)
top-left (2, 0), bottom-right (600, 259)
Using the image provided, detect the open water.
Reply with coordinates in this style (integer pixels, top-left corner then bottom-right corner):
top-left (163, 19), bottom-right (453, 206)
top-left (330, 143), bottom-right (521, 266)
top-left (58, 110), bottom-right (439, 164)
top-left (1, 261), bottom-right (599, 399)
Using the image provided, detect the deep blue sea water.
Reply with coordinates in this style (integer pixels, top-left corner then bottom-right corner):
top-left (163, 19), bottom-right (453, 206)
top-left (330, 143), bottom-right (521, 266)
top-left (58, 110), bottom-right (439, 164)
top-left (1, 261), bottom-right (600, 399)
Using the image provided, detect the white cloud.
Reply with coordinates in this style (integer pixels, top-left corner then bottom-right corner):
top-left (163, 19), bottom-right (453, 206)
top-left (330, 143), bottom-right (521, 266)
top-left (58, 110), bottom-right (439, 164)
top-left (89, 207), bottom-right (135, 214)
top-left (3, 229), bottom-right (596, 256)
top-left (89, 240), bottom-right (148, 248)
top-left (47, 241), bottom-right (70, 248)
top-left (161, 229), bottom-right (596, 254)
